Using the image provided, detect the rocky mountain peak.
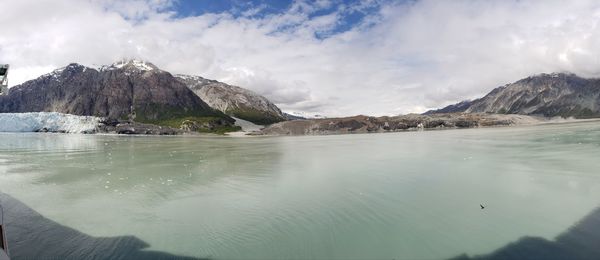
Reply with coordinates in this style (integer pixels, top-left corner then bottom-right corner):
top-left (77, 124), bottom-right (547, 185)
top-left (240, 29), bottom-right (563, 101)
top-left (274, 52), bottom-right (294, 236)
top-left (533, 72), bottom-right (577, 79)
top-left (35, 63), bottom-right (87, 83)
top-left (47, 63), bottom-right (85, 74)
top-left (109, 59), bottom-right (159, 72)
top-left (44, 60), bottom-right (160, 76)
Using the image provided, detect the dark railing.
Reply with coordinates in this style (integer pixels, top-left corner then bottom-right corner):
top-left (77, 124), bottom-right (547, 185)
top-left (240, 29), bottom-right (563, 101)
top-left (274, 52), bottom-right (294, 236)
top-left (0, 203), bottom-right (6, 253)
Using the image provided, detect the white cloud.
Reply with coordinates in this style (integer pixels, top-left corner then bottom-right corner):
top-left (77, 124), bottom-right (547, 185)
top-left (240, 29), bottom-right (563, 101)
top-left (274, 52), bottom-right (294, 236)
top-left (2, 0), bottom-right (600, 116)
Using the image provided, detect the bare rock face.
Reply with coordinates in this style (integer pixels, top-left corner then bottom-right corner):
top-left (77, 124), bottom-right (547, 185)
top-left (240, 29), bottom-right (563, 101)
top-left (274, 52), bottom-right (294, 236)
top-left (0, 60), bottom-right (235, 132)
top-left (175, 74), bottom-right (286, 125)
top-left (428, 73), bottom-right (600, 118)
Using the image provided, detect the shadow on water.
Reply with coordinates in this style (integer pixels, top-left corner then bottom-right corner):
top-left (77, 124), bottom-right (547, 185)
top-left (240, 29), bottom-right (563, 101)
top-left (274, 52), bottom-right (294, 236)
top-left (449, 207), bottom-right (600, 260)
top-left (0, 193), bottom-right (206, 260)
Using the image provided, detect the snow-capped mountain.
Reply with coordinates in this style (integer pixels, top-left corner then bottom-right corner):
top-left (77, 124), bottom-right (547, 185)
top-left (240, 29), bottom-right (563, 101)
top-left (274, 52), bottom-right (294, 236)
top-left (0, 60), bottom-right (235, 132)
top-left (284, 111), bottom-right (327, 120)
top-left (107, 59), bottom-right (158, 71)
top-left (88, 59), bottom-right (160, 72)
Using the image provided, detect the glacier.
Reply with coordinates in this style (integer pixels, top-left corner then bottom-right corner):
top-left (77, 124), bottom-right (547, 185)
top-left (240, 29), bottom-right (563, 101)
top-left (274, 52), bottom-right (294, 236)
top-left (0, 112), bottom-right (101, 133)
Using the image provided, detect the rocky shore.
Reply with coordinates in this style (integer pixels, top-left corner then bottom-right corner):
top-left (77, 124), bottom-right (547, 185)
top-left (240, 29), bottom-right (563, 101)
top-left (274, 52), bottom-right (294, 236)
top-left (96, 119), bottom-right (183, 135)
top-left (253, 113), bottom-right (544, 136)
top-left (95, 118), bottom-right (241, 135)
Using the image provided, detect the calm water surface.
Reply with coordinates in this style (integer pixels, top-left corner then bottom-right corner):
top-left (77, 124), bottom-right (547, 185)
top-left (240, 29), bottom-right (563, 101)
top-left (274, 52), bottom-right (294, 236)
top-left (0, 121), bottom-right (600, 259)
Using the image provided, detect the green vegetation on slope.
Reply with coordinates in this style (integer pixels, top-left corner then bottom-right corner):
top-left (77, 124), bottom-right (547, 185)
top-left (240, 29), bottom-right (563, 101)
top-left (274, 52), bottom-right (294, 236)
top-left (134, 103), bottom-right (240, 134)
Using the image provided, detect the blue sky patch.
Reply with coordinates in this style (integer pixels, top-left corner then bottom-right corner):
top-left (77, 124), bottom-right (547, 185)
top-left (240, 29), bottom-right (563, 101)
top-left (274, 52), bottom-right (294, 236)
top-left (171, 0), bottom-right (385, 38)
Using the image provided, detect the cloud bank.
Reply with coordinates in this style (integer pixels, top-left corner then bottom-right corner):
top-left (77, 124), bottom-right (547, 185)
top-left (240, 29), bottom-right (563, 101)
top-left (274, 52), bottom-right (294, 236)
top-left (2, 0), bottom-right (600, 116)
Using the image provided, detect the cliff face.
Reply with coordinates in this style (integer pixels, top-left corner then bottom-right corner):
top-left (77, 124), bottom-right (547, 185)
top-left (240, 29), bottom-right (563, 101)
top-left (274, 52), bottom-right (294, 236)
top-left (176, 75), bottom-right (286, 125)
top-left (0, 60), bottom-right (236, 132)
top-left (428, 73), bottom-right (600, 118)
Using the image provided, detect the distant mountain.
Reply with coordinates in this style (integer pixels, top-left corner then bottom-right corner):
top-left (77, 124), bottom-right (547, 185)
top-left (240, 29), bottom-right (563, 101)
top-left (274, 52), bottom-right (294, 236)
top-left (424, 100), bottom-right (472, 115)
top-left (284, 111), bottom-right (327, 120)
top-left (426, 73), bottom-right (600, 118)
top-left (175, 75), bottom-right (286, 125)
top-left (283, 112), bottom-right (306, 120)
top-left (0, 60), bottom-right (237, 133)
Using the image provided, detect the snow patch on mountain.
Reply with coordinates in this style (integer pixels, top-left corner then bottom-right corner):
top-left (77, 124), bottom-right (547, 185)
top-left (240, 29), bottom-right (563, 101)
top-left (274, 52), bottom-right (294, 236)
top-left (175, 74), bottom-right (213, 84)
top-left (113, 59), bottom-right (156, 71)
top-left (88, 59), bottom-right (158, 72)
top-left (0, 112), bottom-right (101, 133)
top-left (285, 111), bottom-right (327, 119)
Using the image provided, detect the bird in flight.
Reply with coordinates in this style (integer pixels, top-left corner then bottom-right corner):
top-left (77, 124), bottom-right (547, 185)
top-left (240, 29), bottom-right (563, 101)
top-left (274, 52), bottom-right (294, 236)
top-left (480, 204), bottom-right (485, 209)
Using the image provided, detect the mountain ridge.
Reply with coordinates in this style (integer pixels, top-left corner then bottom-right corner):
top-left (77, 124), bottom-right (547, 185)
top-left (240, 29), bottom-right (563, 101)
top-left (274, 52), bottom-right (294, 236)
top-left (426, 72), bottom-right (600, 118)
top-left (175, 74), bottom-right (286, 125)
top-left (0, 60), bottom-right (238, 133)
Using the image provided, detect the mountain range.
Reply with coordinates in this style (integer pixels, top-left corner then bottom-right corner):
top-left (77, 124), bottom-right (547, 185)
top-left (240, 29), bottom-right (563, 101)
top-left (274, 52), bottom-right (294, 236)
top-left (2, 60), bottom-right (600, 135)
top-left (0, 60), bottom-right (286, 133)
top-left (257, 72), bottom-right (600, 135)
top-left (426, 72), bottom-right (600, 118)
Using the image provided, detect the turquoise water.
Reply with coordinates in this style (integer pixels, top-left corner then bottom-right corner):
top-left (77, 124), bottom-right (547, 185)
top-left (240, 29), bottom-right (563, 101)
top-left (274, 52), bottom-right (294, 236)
top-left (0, 121), bottom-right (600, 259)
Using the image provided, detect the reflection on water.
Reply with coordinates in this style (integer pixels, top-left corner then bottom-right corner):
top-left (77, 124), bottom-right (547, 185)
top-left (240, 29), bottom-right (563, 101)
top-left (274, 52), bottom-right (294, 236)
top-left (0, 134), bottom-right (284, 202)
top-left (0, 122), bottom-right (598, 259)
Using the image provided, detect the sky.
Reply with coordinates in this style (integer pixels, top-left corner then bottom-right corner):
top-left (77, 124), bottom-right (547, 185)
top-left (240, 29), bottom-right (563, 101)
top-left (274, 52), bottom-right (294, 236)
top-left (2, 0), bottom-right (600, 116)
